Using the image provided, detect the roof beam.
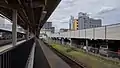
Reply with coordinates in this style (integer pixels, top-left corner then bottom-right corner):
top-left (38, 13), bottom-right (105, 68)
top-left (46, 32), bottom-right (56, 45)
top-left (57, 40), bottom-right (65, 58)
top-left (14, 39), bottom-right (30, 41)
top-left (18, 14), bottom-right (25, 24)
top-left (25, 1), bottom-right (45, 8)
top-left (0, 0), bottom-right (7, 3)
top-left (40, 11), bottom-right (47, 21)
top-left (0, 7), bottom-right (12, 20)
top-left (17, 0), bottom-right (32, 30)
top-left (4, 0), bottom-right (8, 4)
top-left (45, 0), bottom-right (47, 6)
top-left (0, 3), bottom-right (21, 9)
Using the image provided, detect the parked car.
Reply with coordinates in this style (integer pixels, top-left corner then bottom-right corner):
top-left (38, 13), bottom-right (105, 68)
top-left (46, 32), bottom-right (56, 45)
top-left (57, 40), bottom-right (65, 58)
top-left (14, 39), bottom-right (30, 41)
top-left (99, 45), bottom-right (118, 58)
top-left (99, 45), bottom-right (109, 57)
top-left (83, 46), bottom-right (87, 51)
top-left (91, 47), bottom-right (99, 54)
top-left (117, 49), bottom-right (120, 59)
top-left (87, 46), bottom-right (99, 54)
top-left (99, 48), bottom-right (110, 57)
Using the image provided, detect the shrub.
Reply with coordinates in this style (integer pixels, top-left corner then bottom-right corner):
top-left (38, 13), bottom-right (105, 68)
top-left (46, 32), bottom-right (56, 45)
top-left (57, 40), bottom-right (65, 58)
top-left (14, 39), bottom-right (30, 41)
top-left (66, 47), bottom-right (77, 52)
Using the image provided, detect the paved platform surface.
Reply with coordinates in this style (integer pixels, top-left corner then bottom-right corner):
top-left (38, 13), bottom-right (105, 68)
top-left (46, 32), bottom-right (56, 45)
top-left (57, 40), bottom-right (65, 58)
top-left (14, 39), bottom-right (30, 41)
top-left (38, 40), bottom-right (71, 68)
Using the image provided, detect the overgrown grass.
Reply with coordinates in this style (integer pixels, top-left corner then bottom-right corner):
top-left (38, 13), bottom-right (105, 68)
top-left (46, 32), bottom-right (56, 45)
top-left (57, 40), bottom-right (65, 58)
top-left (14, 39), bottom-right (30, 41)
top-left (51, 43), bottom-right (120, 68)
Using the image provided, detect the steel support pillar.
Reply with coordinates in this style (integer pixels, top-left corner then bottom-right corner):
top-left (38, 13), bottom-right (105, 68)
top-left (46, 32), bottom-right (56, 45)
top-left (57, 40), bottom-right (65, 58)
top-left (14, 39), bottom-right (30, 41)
top-left (86, 39), bottom-right (88, 52)
top-left (59, 38), bottom-right (61, 44)
top-left (12, 10), bottom-right (17, 46)
top-left (34, 31), bottom-right (37, 44)
top-left (69, 39), bottom-right (72, 47)
top-left (26, 27), bottom-right (29, 40)
top-left (61, 38), bottom-right (64, 45)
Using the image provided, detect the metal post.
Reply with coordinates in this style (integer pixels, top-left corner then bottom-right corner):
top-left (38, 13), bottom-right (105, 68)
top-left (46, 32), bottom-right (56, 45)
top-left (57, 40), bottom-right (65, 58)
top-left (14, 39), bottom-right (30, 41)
top-left (26, 27), bottom-right (29, 40)
top-left (86, 39), bottom-right (88, 52)
top-left (34, 31), bottom-right (37, 44)
top-left (12, 10), bottom-right (17, 46)
top-left (62, 38), bottom-right (64, 45)
top-left (0, 56), bottom-right (1, 68)
top-left (69, 38), bottom-right (72, 47)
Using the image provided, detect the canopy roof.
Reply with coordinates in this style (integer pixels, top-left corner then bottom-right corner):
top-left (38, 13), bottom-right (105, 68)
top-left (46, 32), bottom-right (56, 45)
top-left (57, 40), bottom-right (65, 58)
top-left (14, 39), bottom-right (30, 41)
top-left (0, 0), bottom-right (61, 35)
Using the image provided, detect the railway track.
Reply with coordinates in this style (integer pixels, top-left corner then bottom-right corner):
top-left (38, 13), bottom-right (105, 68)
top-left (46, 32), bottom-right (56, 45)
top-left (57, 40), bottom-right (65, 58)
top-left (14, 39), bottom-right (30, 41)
top-left (43, 41), bottom-right (87, 68)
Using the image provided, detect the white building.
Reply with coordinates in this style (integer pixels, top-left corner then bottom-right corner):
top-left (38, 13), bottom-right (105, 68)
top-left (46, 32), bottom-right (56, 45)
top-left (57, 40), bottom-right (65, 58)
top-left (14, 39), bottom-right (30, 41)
top-left (42, 22), bottom-right (52, 29)
top-left (40, 22), bottom-right (55, 38)
top-left (89, 18), bottom-right (102, 28)
top-left (78, 12), bottom-right (102, 30)
top-left (69, 16), bottom-right (74, 30)
top-left (0, 17), bottom-right (5, 28)
top-left (0, 17), bottom-right (24, 32)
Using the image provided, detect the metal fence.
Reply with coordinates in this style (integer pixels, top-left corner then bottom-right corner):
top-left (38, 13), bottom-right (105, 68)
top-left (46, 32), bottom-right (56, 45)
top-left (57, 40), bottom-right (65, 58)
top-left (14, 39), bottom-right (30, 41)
top-left (0, 38), bottom-right (34, 68)
top-left (26, 43), bottom-right (35, 68)
top-left (0, 51), bottom-right (11, 68)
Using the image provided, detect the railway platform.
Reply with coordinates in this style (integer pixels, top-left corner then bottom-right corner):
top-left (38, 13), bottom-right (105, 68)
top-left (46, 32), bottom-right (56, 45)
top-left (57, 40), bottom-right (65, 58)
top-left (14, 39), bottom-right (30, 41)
top-left (35, 39), bottom-right (71, 68)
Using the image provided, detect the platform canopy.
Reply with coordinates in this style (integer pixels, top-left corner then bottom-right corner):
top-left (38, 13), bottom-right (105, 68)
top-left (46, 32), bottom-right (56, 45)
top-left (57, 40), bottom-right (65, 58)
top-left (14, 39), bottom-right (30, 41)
top-left (0, 0), bottom-right (61, 36)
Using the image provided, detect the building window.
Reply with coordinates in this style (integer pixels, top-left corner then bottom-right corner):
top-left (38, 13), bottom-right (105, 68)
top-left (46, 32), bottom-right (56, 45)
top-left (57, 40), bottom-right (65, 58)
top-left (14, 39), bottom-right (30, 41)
top-left (79, 17), bottom-right (82, 18)
top-left (91, 25), bottom-right (93, 27)
top-left (77, 25), bottom-right (78, 27)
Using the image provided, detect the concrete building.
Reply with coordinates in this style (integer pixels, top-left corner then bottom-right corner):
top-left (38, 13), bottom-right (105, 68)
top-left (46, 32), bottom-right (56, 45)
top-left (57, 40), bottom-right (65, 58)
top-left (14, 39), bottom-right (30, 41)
top-left (78, 12), bottom-right (102, 30)
top-left (0, 17), bottom-right (5, 28)
top-left (0, 17), bottom-right (24, 32)
top-left (89, 18), bottom-right (102, 28)
top-left (50, 27), bottom-right (55, 33)
top-left (42, 22), bottom-right (52, 29)
top-left (69, 12), bottom-right (101, 31)
top-left (41, 22), bottom-right (55, 33)
top-left (40, 29), bottom-right (52, 37)
top-left (59, 28), bottom-right (69, 32)
top-left (73, 19), bottom-right (79, 30)
top-left (69, 16), bottom-right (74, 30)
top-left (40, 22), bottom-right (55, 37)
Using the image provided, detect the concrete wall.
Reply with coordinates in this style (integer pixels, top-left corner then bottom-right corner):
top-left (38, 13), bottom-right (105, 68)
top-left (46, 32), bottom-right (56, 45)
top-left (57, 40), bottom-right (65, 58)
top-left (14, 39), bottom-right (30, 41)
top-left (86, 28), bottom-right (94, 39)
top-left (51, 23), bottom-right (120, 40)
top-left (74, 30), bottom-right (79, 38)
top-left (106, 24), bottom-right (120, 40)
top-left (95, 26), bottom-right (106, 39)
top-left (68, 31), bottom-right (71, 38)
top-left (70, 31), bottom-right (75, 38)
top-left (80, 30), bottom-right (86, 38)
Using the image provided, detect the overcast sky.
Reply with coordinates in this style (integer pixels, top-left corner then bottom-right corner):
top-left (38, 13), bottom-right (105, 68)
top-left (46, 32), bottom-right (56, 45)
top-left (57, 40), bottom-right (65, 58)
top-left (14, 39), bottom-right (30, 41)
top-left (48, 0), bottom-right (120, 31)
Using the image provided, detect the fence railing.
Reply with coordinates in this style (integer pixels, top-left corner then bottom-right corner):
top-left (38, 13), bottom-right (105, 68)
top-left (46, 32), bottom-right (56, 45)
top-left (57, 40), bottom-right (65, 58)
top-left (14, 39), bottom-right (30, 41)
top-left (26, 42), bottom-right (35, 68)
top-left (0, 38), bottom-right (34, 68)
